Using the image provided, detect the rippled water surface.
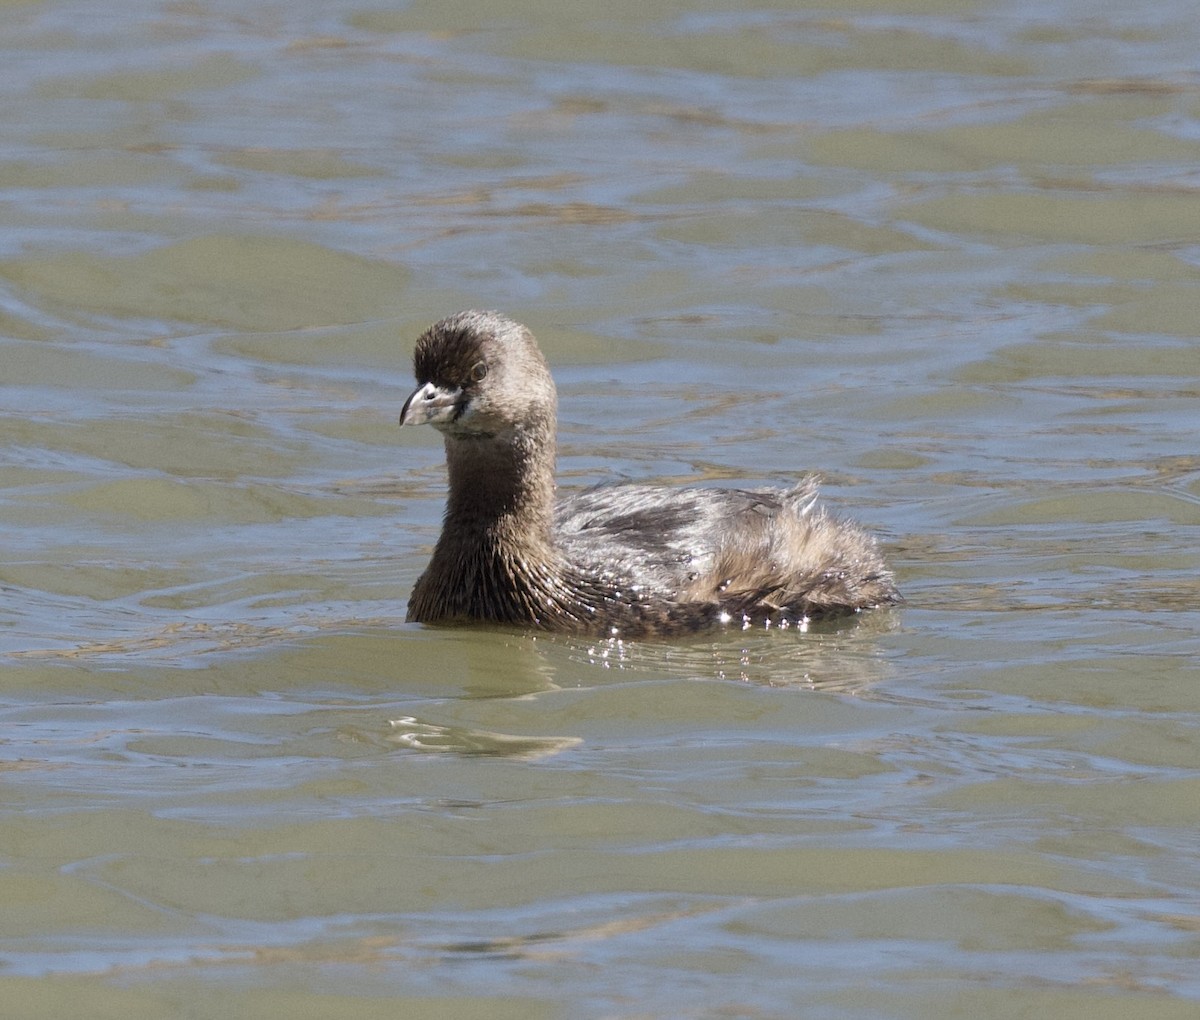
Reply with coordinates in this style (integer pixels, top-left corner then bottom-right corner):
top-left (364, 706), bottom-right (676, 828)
top-left (2, 0), bottom-right (1199, 1016)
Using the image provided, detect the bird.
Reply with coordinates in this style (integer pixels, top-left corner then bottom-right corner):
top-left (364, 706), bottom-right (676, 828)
top-left (398, 310), bottom-right (899, 637)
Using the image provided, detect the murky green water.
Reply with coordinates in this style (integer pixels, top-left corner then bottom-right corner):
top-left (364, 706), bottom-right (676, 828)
top-left (2, 0), bottom-right (1199, 1016)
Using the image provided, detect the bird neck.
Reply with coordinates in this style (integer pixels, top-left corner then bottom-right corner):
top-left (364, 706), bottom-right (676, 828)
top-left (408, 423), bottom-right (564, 627)
top-left (441, 423), bottom-right (557, 554)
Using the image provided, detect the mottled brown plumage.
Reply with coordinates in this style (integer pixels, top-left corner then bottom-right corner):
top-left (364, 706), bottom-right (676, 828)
top-left (399, 310), bottom-right (899, 636)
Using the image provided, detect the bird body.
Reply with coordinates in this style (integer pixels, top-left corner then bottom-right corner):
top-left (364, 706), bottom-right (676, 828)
top-left (400, 311), bottom-right (898, 636)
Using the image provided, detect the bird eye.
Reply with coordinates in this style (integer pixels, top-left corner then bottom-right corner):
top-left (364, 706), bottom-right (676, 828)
top-left (469, 361), bottom-right (488, 383)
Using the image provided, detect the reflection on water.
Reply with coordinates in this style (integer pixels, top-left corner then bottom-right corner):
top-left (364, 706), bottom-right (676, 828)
top-left (571, 612), bottom-right (902, 692)
top-left (385, 716), bottom-right (583, 760)
top-left (2, 0), bottom-right (1200, 1015)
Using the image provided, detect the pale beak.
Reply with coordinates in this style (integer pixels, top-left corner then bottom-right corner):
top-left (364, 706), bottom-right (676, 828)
top-left (399, 381), bottom-right (461, 427)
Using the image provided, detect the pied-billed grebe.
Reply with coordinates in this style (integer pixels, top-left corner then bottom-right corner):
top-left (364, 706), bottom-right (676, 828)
top-left (399, 310), bottom-right (899, 636)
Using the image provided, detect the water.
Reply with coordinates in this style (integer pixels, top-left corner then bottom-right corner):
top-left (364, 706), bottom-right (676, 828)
top-left (2, 0), bottom-right (1199, 1016)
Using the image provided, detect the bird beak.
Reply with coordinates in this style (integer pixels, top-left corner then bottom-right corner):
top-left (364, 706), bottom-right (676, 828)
top-left (399, 381), bottom-right (462, 427)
